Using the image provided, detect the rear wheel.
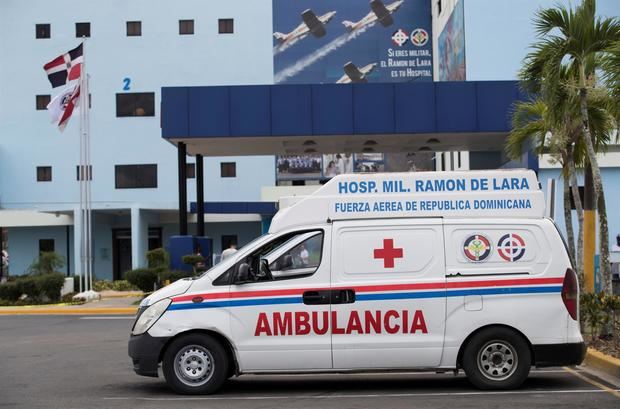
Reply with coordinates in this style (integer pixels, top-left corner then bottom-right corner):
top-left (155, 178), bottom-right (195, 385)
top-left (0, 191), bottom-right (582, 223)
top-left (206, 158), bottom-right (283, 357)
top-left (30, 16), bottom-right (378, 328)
top-left (462, 327), bottom-right (531, 390)
top-left (162, 334), bottom-right (229, 394)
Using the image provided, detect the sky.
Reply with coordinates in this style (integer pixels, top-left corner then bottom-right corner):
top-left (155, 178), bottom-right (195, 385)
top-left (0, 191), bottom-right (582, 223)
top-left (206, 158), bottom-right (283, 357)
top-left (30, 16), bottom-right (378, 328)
top-left (465, 0), bottom-right (620, 81)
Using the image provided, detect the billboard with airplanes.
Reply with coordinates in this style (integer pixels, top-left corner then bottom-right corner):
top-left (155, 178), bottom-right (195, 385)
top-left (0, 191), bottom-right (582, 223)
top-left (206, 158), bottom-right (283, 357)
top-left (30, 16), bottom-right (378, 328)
top-left (273, 0), bottom-right (433, 84)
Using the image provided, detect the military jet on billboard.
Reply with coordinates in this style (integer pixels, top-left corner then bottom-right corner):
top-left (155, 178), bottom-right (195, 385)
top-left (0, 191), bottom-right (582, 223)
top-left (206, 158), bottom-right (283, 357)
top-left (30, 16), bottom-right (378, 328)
top-left (273, 9), bottom-right (337, 45)
top-left (336, 62), bottom-right (377, 84)
top-left (342, 0), bottom-right (404, 32)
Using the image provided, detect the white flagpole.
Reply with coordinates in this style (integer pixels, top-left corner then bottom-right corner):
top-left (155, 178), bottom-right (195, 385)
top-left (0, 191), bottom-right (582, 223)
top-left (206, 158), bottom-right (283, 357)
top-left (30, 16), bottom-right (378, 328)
top-left (81, 40), bottom-right (93, 293)
top-left (78, 42), bottom-right (86, 293)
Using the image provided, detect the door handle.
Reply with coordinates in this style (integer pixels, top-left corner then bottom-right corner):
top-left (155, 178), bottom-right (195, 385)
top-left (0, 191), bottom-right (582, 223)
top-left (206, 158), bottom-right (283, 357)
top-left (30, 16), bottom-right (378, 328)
top-left (331, 289), bottom-right (356, 304)
top-left (303, 290), bottom-right (330, 305)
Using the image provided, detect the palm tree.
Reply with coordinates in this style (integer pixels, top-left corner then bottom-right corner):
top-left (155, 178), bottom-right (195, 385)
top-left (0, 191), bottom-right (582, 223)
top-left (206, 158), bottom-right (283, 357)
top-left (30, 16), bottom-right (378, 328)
top-left (508, 63), bottom-right (614, 286)
top-left (521, 0), bottom-right (620, 293)
top-left (508, 98), bottom-right (586, 281)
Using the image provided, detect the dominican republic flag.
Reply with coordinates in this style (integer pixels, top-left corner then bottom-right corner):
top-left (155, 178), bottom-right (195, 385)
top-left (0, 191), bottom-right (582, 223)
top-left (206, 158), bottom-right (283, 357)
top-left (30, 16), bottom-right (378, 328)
top-left (43, 44), bottom-right (83, 88)
top-left (47, 84), bottom-right (80, 132)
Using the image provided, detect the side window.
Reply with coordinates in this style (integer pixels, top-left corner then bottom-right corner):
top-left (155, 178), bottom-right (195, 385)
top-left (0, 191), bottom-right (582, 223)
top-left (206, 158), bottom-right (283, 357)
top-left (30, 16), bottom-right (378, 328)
top-left (268, 232), bottom-right (323, 279)
top-left (224, 230), bottom-right (324, 284)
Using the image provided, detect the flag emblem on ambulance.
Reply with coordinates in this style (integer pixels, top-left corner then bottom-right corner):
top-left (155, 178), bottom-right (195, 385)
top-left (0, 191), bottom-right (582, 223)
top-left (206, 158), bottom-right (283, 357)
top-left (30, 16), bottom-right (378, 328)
top-left (463, 234), bottom-right (491, 262)
top-left (497, 233), bottom-right (526, 261)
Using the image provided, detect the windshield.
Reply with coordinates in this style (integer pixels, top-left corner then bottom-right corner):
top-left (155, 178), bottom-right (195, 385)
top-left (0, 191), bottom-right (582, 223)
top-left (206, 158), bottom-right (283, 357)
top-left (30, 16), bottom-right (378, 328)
top-left (198, 233), bottom-right (272, 278)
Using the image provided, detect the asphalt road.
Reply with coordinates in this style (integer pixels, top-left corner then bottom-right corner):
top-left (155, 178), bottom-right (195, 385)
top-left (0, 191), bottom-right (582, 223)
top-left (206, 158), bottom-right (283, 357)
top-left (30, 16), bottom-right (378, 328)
top-left (0, 315), bottom-right (618, 409)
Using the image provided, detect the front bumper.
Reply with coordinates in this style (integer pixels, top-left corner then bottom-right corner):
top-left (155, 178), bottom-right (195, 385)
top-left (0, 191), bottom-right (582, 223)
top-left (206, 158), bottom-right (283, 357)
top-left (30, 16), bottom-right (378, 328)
top-left (128, 332), bottom-right (170, 377)
top-left (533, 342), bottom-right (586, 367)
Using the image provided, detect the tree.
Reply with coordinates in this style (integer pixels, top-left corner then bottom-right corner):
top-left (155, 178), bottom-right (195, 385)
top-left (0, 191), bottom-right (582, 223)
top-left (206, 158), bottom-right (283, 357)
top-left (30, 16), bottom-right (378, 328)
top-left (508, 64), bottom-right (614, 287)
top-left (521, 0), bottom-right (620, 293)
top-left (507, 97), bottom-right (584, 281)
top-left (28, 252), bottom-right (65, 275)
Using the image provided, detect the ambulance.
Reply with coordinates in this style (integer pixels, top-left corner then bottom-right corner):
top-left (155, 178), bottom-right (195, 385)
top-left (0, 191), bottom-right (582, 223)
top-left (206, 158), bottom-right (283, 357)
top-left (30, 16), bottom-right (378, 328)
top-left (128, 169), bottom-right (585, 394)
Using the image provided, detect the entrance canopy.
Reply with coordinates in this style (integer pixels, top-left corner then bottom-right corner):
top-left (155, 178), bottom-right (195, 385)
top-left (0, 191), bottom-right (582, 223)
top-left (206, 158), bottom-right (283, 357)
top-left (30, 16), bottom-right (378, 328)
top-left (161, 81), bottom-right (525, 156)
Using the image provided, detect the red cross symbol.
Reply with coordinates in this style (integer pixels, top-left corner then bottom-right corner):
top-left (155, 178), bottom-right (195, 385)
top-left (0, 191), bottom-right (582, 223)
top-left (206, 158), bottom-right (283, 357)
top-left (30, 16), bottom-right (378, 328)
top-left (373, 239), bottom-right (404, 268)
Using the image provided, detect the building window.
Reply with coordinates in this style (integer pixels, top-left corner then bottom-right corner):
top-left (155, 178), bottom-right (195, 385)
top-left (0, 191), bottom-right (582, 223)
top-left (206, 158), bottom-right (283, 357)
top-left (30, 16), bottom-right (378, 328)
top-left (126, 21), bottom-right (142, 36)
top-left (115, 164), bottom-right (157, 189)
top-left (37, 166), bottom-right (52, 182)
top-left (76, 22), bottom-right (90, 37)
top-left (39, 239), bottom-right (55, 253)
top-left (220, 162), bottom-right (236, 178)
top-left (179, 19), bottom-right (194, 35)
top-left (186, 163), bottom-right (196, 179)
top-left (218, 18), bottom-right (234, 34)
top-left (76, 165), bottom-right (93, 181)
top-left (36, 95), bottom-right (51, 110)
top-left (116, 92), bottom-right (155, 117)
top-left (36, 24), bottom-right (50, 39)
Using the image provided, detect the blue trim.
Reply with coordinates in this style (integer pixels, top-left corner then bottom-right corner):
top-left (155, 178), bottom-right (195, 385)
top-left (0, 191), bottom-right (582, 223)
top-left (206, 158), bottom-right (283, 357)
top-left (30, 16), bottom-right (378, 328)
top-left (168, 296), bottom-right (302, 310)
top-left (189, 201), bottom-right (278, 215)
top-left (167, 286), bottom-right (562, 311)
top-left (162, 81), bottom-right (524, 140)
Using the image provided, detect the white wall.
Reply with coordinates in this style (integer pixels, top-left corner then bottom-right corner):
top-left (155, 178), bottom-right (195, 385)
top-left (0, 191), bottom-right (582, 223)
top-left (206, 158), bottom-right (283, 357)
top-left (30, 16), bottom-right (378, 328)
top-left (0, 0), bottom-right (275, 211)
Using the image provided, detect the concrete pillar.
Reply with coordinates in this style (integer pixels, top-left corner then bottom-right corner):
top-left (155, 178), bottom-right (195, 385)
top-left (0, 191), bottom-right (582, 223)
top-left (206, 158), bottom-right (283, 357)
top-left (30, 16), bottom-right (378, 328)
top-left (178, 142), bottom-right (188, 235)
top-left (131, 207), bottom-right (148, 269)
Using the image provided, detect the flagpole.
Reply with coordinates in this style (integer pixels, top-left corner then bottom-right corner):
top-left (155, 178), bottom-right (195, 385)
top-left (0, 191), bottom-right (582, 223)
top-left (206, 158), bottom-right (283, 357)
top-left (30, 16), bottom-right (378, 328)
top-left (78, 43), bottom-right (85, 293)
top-left (81, 39), bottom-right (93, 293)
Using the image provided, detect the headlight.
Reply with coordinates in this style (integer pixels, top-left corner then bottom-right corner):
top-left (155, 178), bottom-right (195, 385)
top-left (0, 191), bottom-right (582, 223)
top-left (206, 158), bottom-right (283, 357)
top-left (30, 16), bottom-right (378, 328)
top-left (132, 298), bottom-right (171, 335)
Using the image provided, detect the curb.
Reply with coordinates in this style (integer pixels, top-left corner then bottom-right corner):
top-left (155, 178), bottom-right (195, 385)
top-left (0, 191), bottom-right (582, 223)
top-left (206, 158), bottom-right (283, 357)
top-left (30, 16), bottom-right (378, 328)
top-left (584, 348), bottom-right (620, 379)
top-left (0, 307), bottom-right (137, 315)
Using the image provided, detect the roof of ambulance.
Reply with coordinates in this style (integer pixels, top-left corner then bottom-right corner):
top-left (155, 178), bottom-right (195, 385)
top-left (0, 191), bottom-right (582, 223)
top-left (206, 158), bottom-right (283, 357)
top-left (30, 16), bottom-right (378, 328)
top-left (268, 169), bottom-right (545, 233)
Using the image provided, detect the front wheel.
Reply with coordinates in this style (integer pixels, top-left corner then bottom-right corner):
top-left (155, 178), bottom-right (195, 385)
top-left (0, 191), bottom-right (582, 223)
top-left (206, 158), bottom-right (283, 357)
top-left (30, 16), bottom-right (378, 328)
top-left (462, 327), bottom-right (531, 390)
top-left (162, 334), bottom-right (229, 394)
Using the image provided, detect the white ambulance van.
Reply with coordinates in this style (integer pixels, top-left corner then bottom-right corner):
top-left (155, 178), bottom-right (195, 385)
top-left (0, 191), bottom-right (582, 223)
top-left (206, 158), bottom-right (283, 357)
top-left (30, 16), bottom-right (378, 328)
top-left (128, 170), bottom-right (584, 394)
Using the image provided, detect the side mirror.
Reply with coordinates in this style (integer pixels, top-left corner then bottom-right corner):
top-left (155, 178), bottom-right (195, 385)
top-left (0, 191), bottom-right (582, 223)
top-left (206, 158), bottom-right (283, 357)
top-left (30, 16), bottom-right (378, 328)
top-left (234, 263), bottom-right (251, 284)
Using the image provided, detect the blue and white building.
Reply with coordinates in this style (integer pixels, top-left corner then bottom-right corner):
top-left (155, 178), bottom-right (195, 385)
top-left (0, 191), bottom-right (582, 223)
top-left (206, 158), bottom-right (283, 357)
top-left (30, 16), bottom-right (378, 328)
top-left (1, 0), bottom-right (618, 280)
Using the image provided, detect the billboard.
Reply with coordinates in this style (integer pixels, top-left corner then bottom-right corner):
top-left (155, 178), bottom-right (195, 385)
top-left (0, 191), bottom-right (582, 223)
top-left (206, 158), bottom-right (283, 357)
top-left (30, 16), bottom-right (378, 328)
top-left (275, 152), bottom-right (435, 182)
top-left (273, 0), bottom-right (433, 84)
top-left (437, 0), bottom-right (466, 81)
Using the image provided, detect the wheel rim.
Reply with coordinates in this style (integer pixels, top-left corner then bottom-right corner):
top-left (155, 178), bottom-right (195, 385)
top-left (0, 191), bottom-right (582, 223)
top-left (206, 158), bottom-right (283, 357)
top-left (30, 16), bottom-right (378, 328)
top-left (173, 344), bottom-right (215, 387)
top-left (476, 340), bottom-right (518, 381)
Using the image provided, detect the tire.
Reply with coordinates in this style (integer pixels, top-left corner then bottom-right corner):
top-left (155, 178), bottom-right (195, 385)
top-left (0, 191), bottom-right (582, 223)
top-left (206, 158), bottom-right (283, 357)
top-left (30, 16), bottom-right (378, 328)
top-left (162, 334), bottom-right (229, 394)
top-left (462, 327), bottom-right (531, 390)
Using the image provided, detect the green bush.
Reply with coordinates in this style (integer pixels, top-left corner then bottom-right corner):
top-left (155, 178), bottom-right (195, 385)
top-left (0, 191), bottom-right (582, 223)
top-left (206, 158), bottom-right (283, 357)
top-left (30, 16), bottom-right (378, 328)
top-left (0, 273), bottom-right (65, 303)
top-left (146, 248), bottom-right (170, 269)
top-left (125, 268), bottom-right (159, 292)
top-left (580, 292), bottom-right (620, 339)
top-left (0, 281), bottom-right (21, 301)
top-left (111, 280), bottom-right (138, 292)
top-left (93, 280), bottom-right (113, 292)
top-left (34, 273), bottom-right (65, 302)
top-left (161, 270), bottom-right (194, 283)
top-left (28, 252), bottom-right (65, 275)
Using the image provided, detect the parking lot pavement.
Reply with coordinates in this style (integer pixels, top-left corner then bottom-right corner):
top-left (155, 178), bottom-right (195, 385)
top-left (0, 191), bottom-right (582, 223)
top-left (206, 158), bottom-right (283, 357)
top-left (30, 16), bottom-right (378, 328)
top-left (0, 315), bottom-right (618, 409)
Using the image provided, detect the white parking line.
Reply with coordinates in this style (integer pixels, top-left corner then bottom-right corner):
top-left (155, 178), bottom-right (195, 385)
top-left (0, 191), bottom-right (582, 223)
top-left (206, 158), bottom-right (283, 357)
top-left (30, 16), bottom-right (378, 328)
top-left (79, 316), bottom-right (135, 320)
top-left (103, 388), bottom-right (619, 401)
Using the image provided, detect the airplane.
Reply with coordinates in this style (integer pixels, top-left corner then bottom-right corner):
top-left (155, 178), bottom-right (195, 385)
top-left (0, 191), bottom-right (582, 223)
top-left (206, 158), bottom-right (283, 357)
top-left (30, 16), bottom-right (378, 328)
top-left (336, 62), bottom-right (377, 84)
top-left (273, 9), bottom-right (337, 45)
top-left (342, 0), bottom-right (404, 32)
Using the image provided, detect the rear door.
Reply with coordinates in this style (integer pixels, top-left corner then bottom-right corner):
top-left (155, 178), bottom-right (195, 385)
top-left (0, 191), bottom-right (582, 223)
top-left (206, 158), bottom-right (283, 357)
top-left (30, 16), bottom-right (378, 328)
top-left (330, 218), bottom-right (446, 369)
